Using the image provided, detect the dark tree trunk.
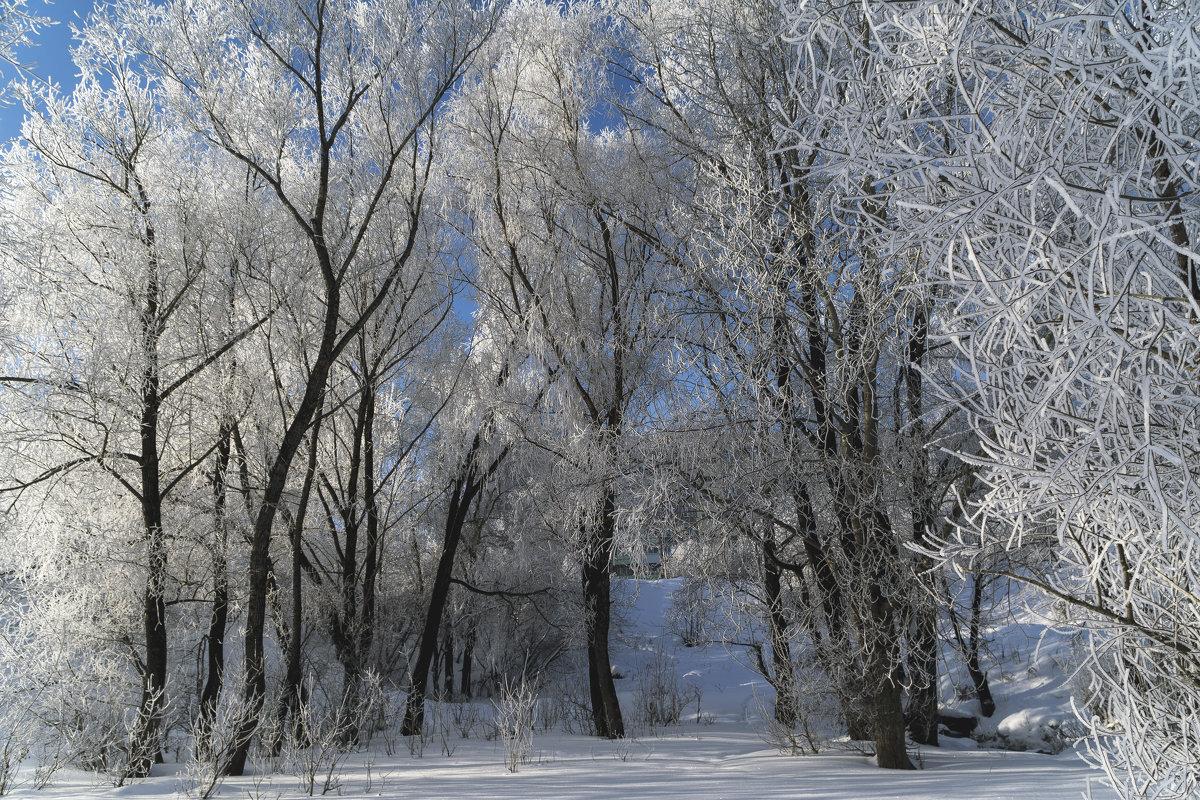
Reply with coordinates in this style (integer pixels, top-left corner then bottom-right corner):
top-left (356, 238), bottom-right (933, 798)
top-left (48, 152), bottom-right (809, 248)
top-left (132, 427), bottom-right (168, 777)
top-left (904, 300), bottom-right (939, 747)
top-left (197, 423), bottom-right (233, 760)
top-left (275, 414), bottom-right (322, 753)
top-left (430, 641), bottom-right (442, 700)
top-left (359, 387), bottom-right (380, 682)
top-left (793, 485), bottom-right (871, 739)
top-left (460, 624), bottom-right (475, 699)
top-left (965, 574), bottom-right (995, 718)
top-left (129, 221), bottom-right (167, 780)
top-left (224, 301), bottom-right (341, 777)
top-left (331, 379), bottom-right (369, 744)
top-left (761, 531), bottom-right (797, 728)
top-left (582, 484), bottom-right (624, 739)
top-left (861, 513), bottom-right (913, 770)
top-left (334, 378), bottom-right (383, 743)
top-left (401, 470), bottom-right (480, 736)
top-left (869, 652), bottom-right (913, 770)
top-left (906, 605), bottom-right (940, 745)
top-left (864, 577), bottom-right (913, 769)
top-left (442, 625), bottom-right (455, 699)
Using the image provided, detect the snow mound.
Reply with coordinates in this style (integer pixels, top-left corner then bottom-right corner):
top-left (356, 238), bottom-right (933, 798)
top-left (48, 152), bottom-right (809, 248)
top-left (994, 707), bottom-right (1073, 754)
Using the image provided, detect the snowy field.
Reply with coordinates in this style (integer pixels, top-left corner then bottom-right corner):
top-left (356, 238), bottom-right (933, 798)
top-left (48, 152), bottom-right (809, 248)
top-left (8, 728), bottom-right (1112, 800)
top-left (3, 580), bottom-right (1117, 800)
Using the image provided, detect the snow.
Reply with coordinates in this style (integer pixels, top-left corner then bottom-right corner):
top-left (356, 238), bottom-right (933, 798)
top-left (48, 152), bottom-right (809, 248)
top-left (9, 737), bottom-right (1114, 800)
top-left (938, 601), bottom-right (1087, 756)
top-left (3, 579), bottom-right (1118, 800)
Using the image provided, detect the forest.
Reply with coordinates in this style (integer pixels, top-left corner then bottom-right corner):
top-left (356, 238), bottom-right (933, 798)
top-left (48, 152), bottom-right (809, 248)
top-left (0, 0), bottom-right (1195, 798)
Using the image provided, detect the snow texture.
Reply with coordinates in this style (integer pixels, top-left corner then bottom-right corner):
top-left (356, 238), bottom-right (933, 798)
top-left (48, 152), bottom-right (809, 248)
top-left (2, 579), bottom-right (1116, 799)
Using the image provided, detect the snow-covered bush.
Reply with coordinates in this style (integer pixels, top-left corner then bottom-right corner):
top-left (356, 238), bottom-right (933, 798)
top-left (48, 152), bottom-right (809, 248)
top-left (667, 579), bottom-right (711, 648)
top-left (492, 677), bottom-right (536, 773)
top-left (181, 680), bottom-right (263, 799)
top-left (632, 646), bottom-right (700, 733)
top-left (0, 533), bottom-right (156, 783)
top-left (0, 704), bottom-right (30, 796)
top-left (753, 661), bottom-right (841, 755)
top-left (281, 682), bottom-right (364, 797)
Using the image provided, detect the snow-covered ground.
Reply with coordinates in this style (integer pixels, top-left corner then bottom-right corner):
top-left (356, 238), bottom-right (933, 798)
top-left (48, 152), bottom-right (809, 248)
top-left (4, 579), bottom-right (1117, 799)
top-left (14, 730), bottom-right (1113, 800)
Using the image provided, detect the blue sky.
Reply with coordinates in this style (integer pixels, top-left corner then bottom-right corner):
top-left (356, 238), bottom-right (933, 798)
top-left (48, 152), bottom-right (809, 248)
top-left (1, 0), bottom-right (96, 142)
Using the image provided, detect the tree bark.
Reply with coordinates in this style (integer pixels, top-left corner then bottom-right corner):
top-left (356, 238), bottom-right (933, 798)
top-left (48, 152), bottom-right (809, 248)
top-left (400, 469), bottom-right (480, 736)
top-left (197, 422), bottom-right (232, 761)
top-left (791, 485), bottom-right (872, 739)
top-left (906, 604), bottom-right (940, 745)
top-left (129, 215), bottom-right (167, 780)
top-left (442, 625), bottom-right (455, 699)
top-left (964, 574), bottom-right (995, 718)
top-left (275, 412), bottom-right (323, 753)
top-left (460, 623), bottom-right (475, 699)
top-left (761, 531), bottom-right (797, 727)
top-left (359, 386), bottom-right (380, 684)
top-left (864, 575), bottom-right (913, 769)
top-left (904, 300), bottom-right (939, 746)
top-left (861, 511), bottom-right (913, 770)
top-left (224, 307), bottom-right (340, 777)
top-left (331, 376), bottom-right (369, 743)
top-left (582, 483), bottom-right (624, 739)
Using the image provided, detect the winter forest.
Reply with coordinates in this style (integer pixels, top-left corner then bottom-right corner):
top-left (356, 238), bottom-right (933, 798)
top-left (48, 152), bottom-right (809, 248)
top-left (0, 0), bottom-right (1195, 797)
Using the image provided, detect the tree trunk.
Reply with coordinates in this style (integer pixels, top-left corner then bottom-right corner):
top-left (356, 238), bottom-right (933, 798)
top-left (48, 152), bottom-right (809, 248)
top-left (401, 471), bottom-right (479, 736)
top-left (863, 535), bottom-right (913, 770)
top-left (869, 655), bottom-right (913, 769)
top-left (224, 315), bottom-right (340, 776)
top-left (333, 382), bottom-right (367, 744)
top-left (460, 624), bottom-right (475, 699)
top-left (129, 227), bottom-right (167, 780)
top-left (197, 423), bottom-right (233, 760)
top-left (793, 486), bottom-right (871, 738)
top-left (965, 574), bottom-right (995, 718)
top-left (906, 605), bottom-right (939, 745)
top-left (359, 387), bottom-right (380, 683)
top-left (582, 484), bottom-right (624, 739)
top-left (275, 415), bottom-right (322, 753)
top-left (904, 299), bottom-right (939, 746)
top-left (761, 531), bottom-right (797, 728)
top-left (442, 625), bottom-right (455, 699)
top-left (863, 589), bottom-right (912, 769)
top-left (132, 458), bottom-right (168, 777)
top-left (430, 641), bottom-right (442, 700)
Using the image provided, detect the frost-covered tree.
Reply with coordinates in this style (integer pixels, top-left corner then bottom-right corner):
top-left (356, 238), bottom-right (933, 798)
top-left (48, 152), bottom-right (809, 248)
top-left (290, 228), bottom-right (458, 741)
top-left (617, 0), bottom-right (970, 765)
top-left (0, 22), bottom-right (270, 774)
top-left (396, 314), bottom-right (537, 736)
top-left (0, 0), bottom-right (48, 105)
top-left (447, 0), bottom-right (675, 738)
top-left (122, 0), bottom-right (501, 772)
top-left (783, 0), bottom-right (1200, 793)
